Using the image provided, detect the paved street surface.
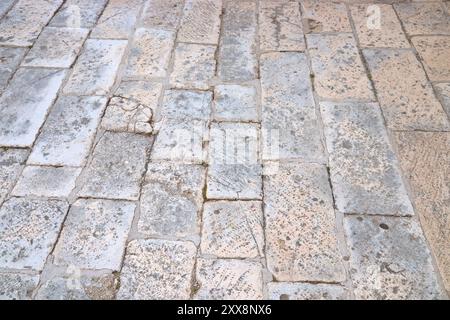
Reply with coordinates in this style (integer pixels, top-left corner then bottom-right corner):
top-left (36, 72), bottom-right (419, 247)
top-left (0, 0), bottom-right (449, 300)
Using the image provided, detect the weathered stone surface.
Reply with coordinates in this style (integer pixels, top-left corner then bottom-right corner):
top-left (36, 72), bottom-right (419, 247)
top-left (307, 34), bottom-right (374, 101)
top-left (158, 90), bottom-right (212, 121)
top-left (170, 43), bottom-right (216, 90)
top-left (213, 85), bottom-right (258, 122)
top-left (434, 83), bottom-right (450, 117)
top-left (394, 132), bottom-right (450, 291)
top-left (259, 1), bottom-right (305, 52)
top-left (194, 259), bottom-right (263, 300)
top-left (117, 239), bottom-right (196, 300)
top-left (78, 132), bottom-right (152, 201)
top-left (28, 96), bottom-right (107, 167)
top-left (12, 166), bottom-right (81, 198)
top-left (350, 4), bottom-right (409, 48)
top-left (260, 52), bottom-right (325, 163)
top-left (141, 0), bottom-right (184, 31)
top-left (0, 198), bottom-right (68, 270)
top-left (0, 273), bottom-right (39, 300)
top-left (50, 0), bottom-right (108, 28)
top-left (0, 47), bottom-right (26, 91)
top-left (178, 0), bottom-right (222, 44)
top-left (364, 49), bottom-right (449, 131)
top-left (344, 216), bottom-right (445, 299)
top-left (200, 201), bottom-right (264, 258)
top-left (412, 36), bottom-right (450, 82)
top-left (54, 199), bottom-right (135, 270)
top-left (114, 81), bottom-right (163, 112)
top-left (264, 162), bottom-right (345, 282)
top-left (125, 28), bottom-right (175, 79)
top-left (0, 68), bottom-right (67, 148)
top-left (139, 163), bottom-right (205, 238)
top-left (394, 2), bottom-right (450, 35)
top-left (301, 0), bottom-right (351, 33)
top-left (218, 1), bottom-right (257, 81)
top-left (268, 283), bottom-right (349, 300)
top-left (321, 101), bottom-right (414, 216)
top-left (0, 0), bottom-right (62, 46)
top-left (0, 0), bottom-right (15, 17)
top-left (91, 0), bottom-right (144, 39)
top-left (63, 39), bottom-right (127, 96)
top-left (0, 148), bottom-right (28, 205)
top-left (207, 122), bottom-right (262, 200)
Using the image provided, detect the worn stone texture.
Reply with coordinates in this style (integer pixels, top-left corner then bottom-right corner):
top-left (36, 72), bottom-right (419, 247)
top-left (118, 239), bottom-right (196, 300)
top-left (141, 0), bottom-right (184, 31)
top-left (139, 163), bottom-right (205, 238)
top-left (344, 216), bottom-right (445, 300)
top-left (301, 0), bottom-right (352, 33)
top-left (194, 259), bottom-right (263, 300)
top-left (0, 47), bottom-right (26, 92)
top-left (0, 273), bottom-right (39, 300)
top-left (364, 49), bottom-right (449, 131)
top-left (50, 0), bottom-right (108, 28)
top-left (0, 148), bottom-right (28, 205)
top-left (412, 36), bottom-right (450, 82)
top-left (321, 101), bottom-right (414, 216)
top-left (434, 83), bottom-right (450, 117)
top-left (213, 85), bottom-right (258, 122)
top-left (0, 198), bottom-right (68, 271)
top-left (268, 283), bottom-right (349, 300)
top-left (394, 2), bottom-right (450, 35)
top-left (158, 90), bottom-right (212, 121)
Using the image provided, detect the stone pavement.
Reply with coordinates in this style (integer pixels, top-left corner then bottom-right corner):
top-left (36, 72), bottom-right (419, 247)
top-left (0, 0), bottom-right (449, 300)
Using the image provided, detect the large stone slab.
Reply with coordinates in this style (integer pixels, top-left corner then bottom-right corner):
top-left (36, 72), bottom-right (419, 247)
top-left (50, 0), bottom-right (108, 28)
top-left (0, 47), bottom-right (26, 92)
top-left (268, 283), bottom-right (349, 300)
top-left (213, 85), bottom-right (258, 122)
top-left (264, 162), bottom-right (345, 282)
top-left (0, 148), bottom-right (28, 205)
top-left (301, 0), bottom-right (351, 33)
top-left (0, 273), bottom-right (39, 300)
top-left (394, 2), bottom-right (450, 35)
top-left (158, 90), bottom-right (212, 121)
top-left (141, 0), bottom-right (184, 31)
top-left (0, 68), bottom-right (67, 147)
top-left (412, 36), bottom-right (450, 82)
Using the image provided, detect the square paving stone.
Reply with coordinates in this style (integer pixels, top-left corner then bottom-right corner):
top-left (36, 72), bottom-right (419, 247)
top-left (0, 273), bottom-right (39, 300)
top-left (117, 239), bottom-right (196, 300)
top-left (267, 282), bottom-right (349, 300)
top-left (394, 2), bottom-right (450, 35)
top-left (141, 0), bottom-right (184, 31)
top-left (54, 199), bottom-right (135, 271)
top-left (0, 47), bottom-right (26, 92)
top-left (213, 85), bottom-right (258, 122)
top-left (412, 36), bottom-right (450, 82)
top-left (301, 0), bottom-right (352, 33)
top-left (0, 198), bottom-right (69, 270)
top-left (50, 0), bottom-right (108, 28)
top-left (158, 90), bottom-right (212, 121)
top-left (0, 148), bottom-right (28, 205)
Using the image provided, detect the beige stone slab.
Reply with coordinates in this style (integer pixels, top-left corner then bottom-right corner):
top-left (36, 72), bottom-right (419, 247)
top-left (268, 283), bottom-right (349, 300)
top-left (301, 0), bottom-right (352, 33)
top-left (141, 0), bottom-right (184, 31)
top-left (434, 82), bottom-right (450, 117)
top-left (412, 36), bottom-right (450, 82)
top-left (394, 2), bottom-right (450, 35)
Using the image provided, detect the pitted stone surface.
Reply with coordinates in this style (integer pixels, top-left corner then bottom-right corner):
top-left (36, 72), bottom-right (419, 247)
top-left (50, 0), bottom-right (108, 28)
top-left (213, 85), bottom-right (258, 122)
top-left (0, 273), bottom-right (39, 300)
top-left (141, 0), bottom-right (184, 31)
top-left (0, 148), bottom-right (28, 204)
top-left (394, 2), bottom-right (450, 35)
top-left (0, 47), bottom-right (26, 91)
top-left (301, 0), bottom-right (351, 33)
top-left (158, 90), bottom-right (212, 121)
top-left (412, 36), bottom-right (450, 82)
top-left (268, 283), bottom-right (349, 300)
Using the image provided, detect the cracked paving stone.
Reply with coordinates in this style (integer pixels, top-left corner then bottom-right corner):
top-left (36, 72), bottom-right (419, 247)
top-left (213, 85), bottom-right (258, 122)
top-left (0, 0), bottom-right (63, 46)
top-left (307, 33), bottom-right (375, 101)
top-left (177, 0), bottom-right (222, 45)
top-left (434, 83), bottom-right (450, 117)
top-left (12, 166), bottom-right (81, 198)
top-left (364, 49), bottom-right (449, 131)
top-left (260, 52), bottom-right (325, 163)
top-left (344, 215), bottom-right (446, 300)
top-left (264, 162), bottom-right (346, 282)
top-left (170, 43), bottom-right (216, 90)
top-left (194, 259), bottom-right (263, 300)
top-left (158, 90), bottom-right (212, 121)
top-left (78, 132), bottom-right (152, 201)
top-left (50, 0), bottom-right (108, 28)
top-left (141, 0), bottom-right (184, 31)
top-left (0, 68), bottom-right (67, 148)
top-left (28, 96), bottom-right (107, 167)
top-left (54, 199), bottom-right (135, 271)
top-left (0, 198), bottom-right (68, 270)
top-left (63, 39), bottom-right (127, 96)
top-left (139, 162), bottom-right (205, 239)
top-left (200, 201), bottom-right (264, 258)
top-left (22, 27), bottom-right (89, 68)
top-left (321, 101), bottom-right (414, 216)
top-left (412, 36), bottom-right (450, 82)
top-left (207, 122), bottom-right (262, 200)
top-left (0, 273), bottom-right (39, 300)
top-left (0, 148), bottom-right (28, 205)
top-left (0, 47), bottom-right (26, 92)
top-left (117, 239), bottom-right (196, 300)
top-left (268, 283), bottom-right (349, 300)
top-left (301, 0), bottom-right (352, 33)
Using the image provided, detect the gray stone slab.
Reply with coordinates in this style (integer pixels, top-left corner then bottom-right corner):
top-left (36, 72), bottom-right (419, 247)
top-left (213, 85), bottom-right (258, 122)
top-left (394, 2), bottom-right (450, 35)
top-left (268, 282), bottom-right (349, 300)
top-left (0, 273), bottom-right (39, 300)
top-left (0, 0), bottom-right (15, 17)
top-left (0, 148), bottom-right (28, 205)
top-left (50, 0), bottom-right (108, 28)
top-left (0, 47), bottom-right (26, 92)
top-left (158, 90), bottom-right (212, 121)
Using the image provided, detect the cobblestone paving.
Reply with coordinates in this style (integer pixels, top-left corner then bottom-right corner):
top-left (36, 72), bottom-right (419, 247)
top-left (0, 0), bottom-right (449, 300)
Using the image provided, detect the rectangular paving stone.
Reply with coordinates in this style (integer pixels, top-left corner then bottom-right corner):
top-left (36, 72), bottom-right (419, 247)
top-left (434, 83), bottom-right (450, 117)
top-left (0, 148), bottom-right (28, 205)
top-left (320, 101), bottom-right (414, 216)
top-left (158, 90), bottom-right (212, 121)
top-left (301, 0), bottom-right (352, 33)
top-left (12, 166), bottom-right (81, 198)
top-left (0, 68), bottom-right (67, 147)
top-left (91, 0), bottom-right (144, 39)
top-left (194, 259), bottom-right (263, 300)
top-left (0, 198), bottom-right (68, 270)
top-left (28, 96), bottom-right (107, 167)
top-left (394, 131), bottom-right (450, 291)
top-left (268, 283), bottom-right (349, 300)
top-left (125, 28), bottom-right (175, 79)
top-left (412, 36), bottom-right (450, 82)
top-left (0, 47), bottom-right (26, 92)
top-left (213, 85), bottom-right (258, 122)
top-left (307, 34), bottom-right (375, 101)
top-left (78, 132), bottom-right (153, 201)
top-left (218, 1), bottom-right (257, 82)
top-left (207, 122), bottom-right (262, 200)
top-left (170, 43), bottom-right (216, 90)
top-left (260, 52), bottom-right (325, 163)
top-left (364, 49), bottom-right (449, 131)
top-left (54, 199), bottom-right (135, 271)
top-left (259, 1), bottom-right (305, 52)
top-left (22, 27), bottom-right (89, 68)
top-left (344, 215), bottom-right (445, 299)
top-left (0, 273), bottom-right (39, 300)
top-left (200, 201), bottom-right (264, 258)
top-left (177, 0), bottom-right (222, 44)
top-left (117, 239), bottom-right (196, 300)
top-left (394, 2), bottom-right (450, 35)
top-left (264, 162), bottom-right (345, 282)
top-left (141, 0), bottom-right (184, 31)
top-left (50, 0), bottom-right (108, 28)
top-left (139, 163), bottom-right (205, 239)
top-left (63, 39), bottom-right (127, 96)
top-left (0, 0), bottom-right (63, 46)
top-left (350, 4), bottom-right (409, 48)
